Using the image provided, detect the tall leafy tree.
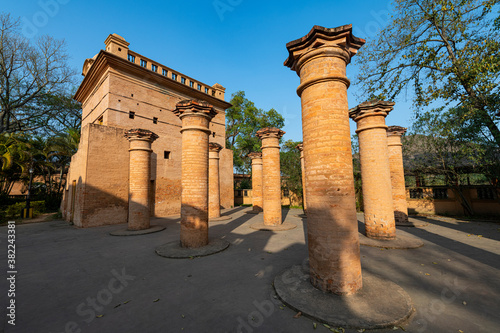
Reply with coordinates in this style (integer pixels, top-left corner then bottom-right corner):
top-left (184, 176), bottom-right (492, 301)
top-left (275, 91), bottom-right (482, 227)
top-left (0, 13), bottom-right (76, 134)
top-left (356, 0), bottom-right (500, 146)
top-left (225, 91), bottom-right (284, 173)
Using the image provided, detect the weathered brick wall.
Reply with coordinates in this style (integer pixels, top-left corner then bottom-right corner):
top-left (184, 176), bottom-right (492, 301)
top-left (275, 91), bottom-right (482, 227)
top-left (82, 124), bottom-right (129, 227)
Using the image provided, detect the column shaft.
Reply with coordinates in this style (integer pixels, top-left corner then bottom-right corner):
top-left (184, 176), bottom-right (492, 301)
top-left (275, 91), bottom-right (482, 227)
top-left (296, 144), bottom-right (307, 212)
top-left (387, 126), bottom-right (408, 224)
top-left (125, 129), bottom-right (158, 231)
top-left (175, 100), bottom-right (216, 248)
top-left (350, 101), bottom-right (396, 240)
top-left (249, 153), bottom-right (263, 212)
top-left (209, 143), bottom-right (222, 219)
top-left (285, 25), bottom-right (365, 295)
top-left (257, 128), bottom-right (285, 226)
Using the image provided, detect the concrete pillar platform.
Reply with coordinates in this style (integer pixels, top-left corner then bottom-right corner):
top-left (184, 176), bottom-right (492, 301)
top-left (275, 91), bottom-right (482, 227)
top-left (274, 264), bottom-right (414, 329)
top-left (109, 225), bottom-right (166, 236)
top-left (155, 238), bottom-right (229, 259)
top-left (250, 221), bottom-right (297, 231)
top-left (358, 229), bottom-right (424, 249)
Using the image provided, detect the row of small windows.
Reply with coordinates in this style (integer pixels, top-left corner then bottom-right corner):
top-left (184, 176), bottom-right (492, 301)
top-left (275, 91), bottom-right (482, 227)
top-left (128, 53), bottom-right (217, 96)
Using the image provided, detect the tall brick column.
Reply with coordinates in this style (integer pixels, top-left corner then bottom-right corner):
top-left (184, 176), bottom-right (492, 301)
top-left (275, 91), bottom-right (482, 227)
top-left (208, 142), bottom-right (222, 219)
top-left (174, 100), bottom-right (217, 248)
top-left (125, 129), bottom-right (158, 231)
top-left (349, 100), bottom-right (396, 240)
top-left (387, 126), bottom-right (409, 224)
top-left (256, 127), bottom-right (285, 226)
top-left (296, 143), bottom-right (307, 213)
top-left (248, 152), bottom-right (263, 213)
top-left (285, 25), bottom-right (364, 294)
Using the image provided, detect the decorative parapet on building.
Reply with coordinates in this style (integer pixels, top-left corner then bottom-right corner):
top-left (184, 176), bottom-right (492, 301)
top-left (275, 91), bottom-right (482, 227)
top-left (78, 34), bottom-right (229, 103)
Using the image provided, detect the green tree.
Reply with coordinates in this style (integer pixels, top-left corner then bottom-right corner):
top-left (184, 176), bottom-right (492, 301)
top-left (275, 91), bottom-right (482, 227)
top-left (356, 0), bottom-right (500, 146)
top-left (280, 140), bottom-right (303, 208)
top-left (0, 133), bottom-right (29, 196)
top-left (225, 91), bottom-right (284, 173)
top-left (0, 13), bottom-right (76, 134)
top-left (403, 106), bottom-right (499, 215)
top-left (351, 134), bottom-right (364, 211)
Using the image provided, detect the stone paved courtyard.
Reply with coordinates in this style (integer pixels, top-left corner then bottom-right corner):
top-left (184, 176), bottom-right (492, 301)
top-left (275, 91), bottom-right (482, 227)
top-left (1, 207), bottom-right (499, 333)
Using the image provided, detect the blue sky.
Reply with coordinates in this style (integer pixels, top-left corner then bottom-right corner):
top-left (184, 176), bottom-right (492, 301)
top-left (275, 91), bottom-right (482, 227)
top-left (4, 0), bottom-right (414, 142)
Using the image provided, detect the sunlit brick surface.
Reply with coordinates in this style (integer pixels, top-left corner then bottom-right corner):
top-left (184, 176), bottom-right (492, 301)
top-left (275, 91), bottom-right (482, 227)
top-left (285, 25), bottom-right (364, 295)
top-left (208, 142), bottom-right (223, 219)
top-left (350, 100), bottom-right (396, 240)
top-left (174, 100), bottom-right (216, 248)
top-left (256, 128), bottom-right (285, 225)
top-left (387, 126), bottom-right (409, 224)
top-left (248, 152), bottom-right (263, 212)
top-left (125, 129), bottom-right (158, 230)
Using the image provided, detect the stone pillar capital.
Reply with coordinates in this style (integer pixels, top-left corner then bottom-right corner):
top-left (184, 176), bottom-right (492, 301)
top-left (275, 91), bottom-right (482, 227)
top-left (124, 128), bottom-right (159, 142)
top-left (208, 142), bottom-right (223, 153)
top-left (387, 125), bottom-right (407, 137)
top-left (256, 127), bottom-right (285, 141)
top-left (284, 25), bottom-right (365, 73)
top-left (295, 143), bottom-right (303, 152)
top-left (349, 100), bottom-right (395, 134)
top-left (349, 100), bottom-right (395, 121)
top-left (387, 126), bottom-right (407, 147)
top-left (174, 99), bottom-right (217, 120)
top-left (248, 152), bottom-right (263, 160)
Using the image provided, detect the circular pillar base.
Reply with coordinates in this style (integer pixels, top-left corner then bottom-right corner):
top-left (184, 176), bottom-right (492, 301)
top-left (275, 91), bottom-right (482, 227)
top-left (109, 225), bottom-right (166, 236)
top-left (250, 222), bottom-right (297, 231)
top-left (155, 238), bottom-right (230, 259)
top-left (209, 215), bottom-right (233, 222)
top-left (358, 231), bottom-right (424, 249)
top-left (274, 265), bottom-right (414, 329)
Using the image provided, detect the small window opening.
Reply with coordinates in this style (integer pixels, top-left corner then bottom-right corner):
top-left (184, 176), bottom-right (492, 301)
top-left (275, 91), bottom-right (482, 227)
top-left (164, 151), bottom-right (170, 159)
top-left (153, 117), bottom-right (158, 124)
top-left (129, 111), bottom-right (135, 119)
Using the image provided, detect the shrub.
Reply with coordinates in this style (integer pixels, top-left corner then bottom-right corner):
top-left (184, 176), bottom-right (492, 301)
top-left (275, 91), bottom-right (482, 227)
top-left (4, 201), bottom-right (46, 218)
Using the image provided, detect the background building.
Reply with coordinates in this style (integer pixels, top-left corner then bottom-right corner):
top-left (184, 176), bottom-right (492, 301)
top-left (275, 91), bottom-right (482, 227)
top-left (61, 34), bottom-right (234, 227)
